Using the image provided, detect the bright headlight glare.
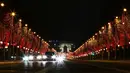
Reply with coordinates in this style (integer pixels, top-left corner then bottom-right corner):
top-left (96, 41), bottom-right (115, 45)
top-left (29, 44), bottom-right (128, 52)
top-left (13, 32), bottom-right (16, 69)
top-left (23, 56), bottom-right (28, 61)
top-left (37, 55), bottom-right (42, 59)
top-left (43, 55), bottom-right (47, 59)
top-left (56, 56), bottom-right (64, 62)
top-left (52, 55), bottom-right (56, 59)
top-left (28, 55), bottom-right (34, 60)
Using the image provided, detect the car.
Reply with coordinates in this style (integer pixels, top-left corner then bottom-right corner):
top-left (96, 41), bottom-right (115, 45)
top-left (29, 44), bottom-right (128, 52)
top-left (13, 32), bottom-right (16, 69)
top-left (23, 55), bottom-right (43, 61)
top-left (43, 52), bottom-right (56, 61)
top-left (22, 52), bottom-right (57, 61)
top-left (22, 55), bottom-right (34, 61)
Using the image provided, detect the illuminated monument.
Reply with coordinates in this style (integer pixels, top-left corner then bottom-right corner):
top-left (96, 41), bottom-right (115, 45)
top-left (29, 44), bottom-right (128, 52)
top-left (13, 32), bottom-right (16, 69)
top-left (58, 41), bottom-right (74, 53)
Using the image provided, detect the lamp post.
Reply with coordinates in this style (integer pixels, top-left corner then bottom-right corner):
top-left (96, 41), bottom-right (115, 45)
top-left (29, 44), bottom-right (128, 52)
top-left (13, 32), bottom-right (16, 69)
top-left (11, 12), bottom-right (15, 60)
top-left (0, 2), bottom-right (4, 16)
top-left (15, 19), bottom-right (22, 60)
top-left (0, 2), bottom-right (5, 61)
top-left (0, 3), bottom-right (5, 60)
top-left (24, 24), bottom-right (28, 55)
top-left (0, 3), bottom-right (6, 60)
top-left (3, 42), bottom-right (5, 61)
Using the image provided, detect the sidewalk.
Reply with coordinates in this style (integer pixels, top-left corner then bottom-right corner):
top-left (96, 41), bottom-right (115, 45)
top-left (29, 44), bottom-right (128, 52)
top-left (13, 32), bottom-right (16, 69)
top-left (0, 60), bottom-right (22, 65)
top-left (70, 59), bottom-right (130, 73)
top-left (70, 59), bottom-right (130, 64)
top-left (85, 60), bottom-right (130, 64)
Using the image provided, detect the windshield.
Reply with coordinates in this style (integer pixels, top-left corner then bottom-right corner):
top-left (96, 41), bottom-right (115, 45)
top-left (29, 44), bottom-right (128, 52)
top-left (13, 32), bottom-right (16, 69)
top-left (45, 52), bottom-right (55, 56)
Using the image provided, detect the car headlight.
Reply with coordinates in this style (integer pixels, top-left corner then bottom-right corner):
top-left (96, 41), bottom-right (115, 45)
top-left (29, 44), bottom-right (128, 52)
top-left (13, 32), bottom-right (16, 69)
top-left (43, 55), bottom-right (47, 59)
top-left (28, 55), bottom-right (34, 60)
top-left (37, 55), bottom-right (42, 60)
top-left (52, 55), bottom-right (56, 59)
top-left (56, 56), bottom-right (64, 62)
top-left (23, 56), bottom-right (28, 61)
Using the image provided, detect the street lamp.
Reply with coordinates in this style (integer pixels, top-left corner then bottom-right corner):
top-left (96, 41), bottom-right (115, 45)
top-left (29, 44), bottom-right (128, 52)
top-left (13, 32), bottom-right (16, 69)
top-left (7, 43), bottom-right (9, 46)
top-left (95, 33), bottom-right (97, 35)
top-left (129, 42), bottom-right (130, 44)
top-left (26, 48), bottom-right (28, 50)
top-left (11, 12), bottom-right (16, 17)
top-left (108, 22), bottom-right (111, 25)
top-left (102, 26), bottom-right (104, 30)
top-left (5, 46), bottom-right (8, 48)
top-left (23, 47), bottom-right (25, 49)
top-left (19, 19), bottom-right (22, 22)
top-left (29, 28), bottom-right (31, 31)
top-left (39, 36), bottom-right (41, 38)
top-left (123, 8), bottom-right (127, 12)
top-left (122, 22), bottom-right (125, 25)
top-left (118, 44), bottom-right (120, 47)
top-left (34, 32), bottom-right (36, 34)
top-left (17, 46), bottom-right (19, 48)
top-left (25, 24), bottom-right (28, 27)
top-left (116, 16), bottom-right (118, 19)
top-left (9, 12), bottom-right (16, 60)
top-left (99, 30), bottom-right (102, 34)
top-left (0, 3), bottom-right (4, 7)
top-left (0, 41), bottom-right (3, 44)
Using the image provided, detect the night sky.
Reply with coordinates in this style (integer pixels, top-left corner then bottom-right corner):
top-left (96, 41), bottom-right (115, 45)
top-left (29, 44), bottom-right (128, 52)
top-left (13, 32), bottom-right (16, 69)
top-left (2, 0), bottom-right (130, 49)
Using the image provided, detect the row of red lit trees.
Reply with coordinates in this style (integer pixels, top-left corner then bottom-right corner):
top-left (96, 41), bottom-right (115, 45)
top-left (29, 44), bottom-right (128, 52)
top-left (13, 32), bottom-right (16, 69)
top-left (0, 2), bottom-right (49, 60)
top-left (73, 8), bottom-right (130, 60)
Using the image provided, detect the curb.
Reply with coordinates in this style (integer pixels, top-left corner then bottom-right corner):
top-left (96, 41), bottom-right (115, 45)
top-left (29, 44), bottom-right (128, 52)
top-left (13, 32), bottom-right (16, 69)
top-left (0, 60), bottom-right (22, 65)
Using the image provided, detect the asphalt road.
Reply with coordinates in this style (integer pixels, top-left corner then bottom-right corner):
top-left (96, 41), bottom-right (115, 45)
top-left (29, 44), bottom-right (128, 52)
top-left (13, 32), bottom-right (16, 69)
top-left (0, 60), bottom-right (128, 73)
